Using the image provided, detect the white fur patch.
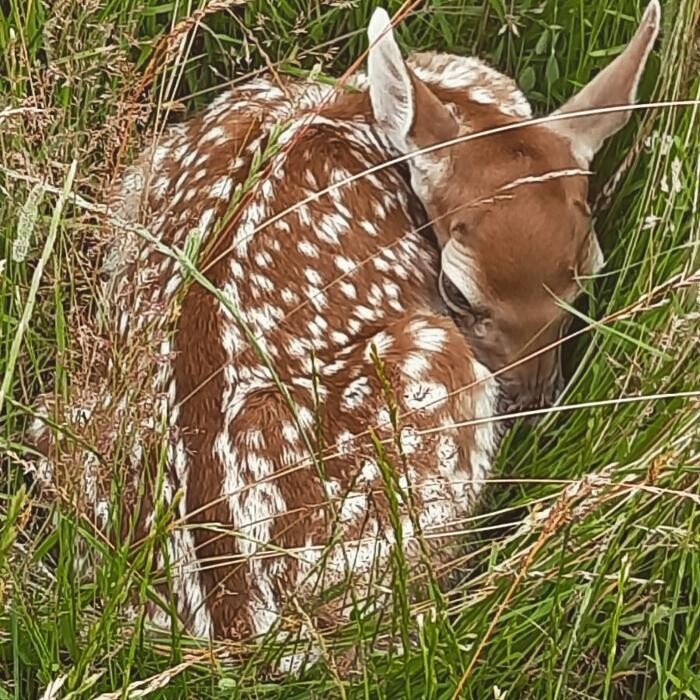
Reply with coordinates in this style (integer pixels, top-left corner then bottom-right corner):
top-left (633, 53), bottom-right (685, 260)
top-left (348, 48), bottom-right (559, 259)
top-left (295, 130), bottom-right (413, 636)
top-left (341, 376), bottom-right (372, 411)
top-left (404, 381), bottom-right (449, 412)
top-left (440, 238), bottom-right (483, 307)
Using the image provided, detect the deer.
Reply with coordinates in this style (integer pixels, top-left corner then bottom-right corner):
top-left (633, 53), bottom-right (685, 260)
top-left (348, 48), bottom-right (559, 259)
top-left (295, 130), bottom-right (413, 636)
top-left (27, 0), bottom-right (661, 674)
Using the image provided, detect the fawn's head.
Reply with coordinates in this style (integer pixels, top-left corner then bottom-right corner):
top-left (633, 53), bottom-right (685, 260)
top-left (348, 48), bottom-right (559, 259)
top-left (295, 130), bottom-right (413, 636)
top-left (367, 2), bottom-right (660, 412)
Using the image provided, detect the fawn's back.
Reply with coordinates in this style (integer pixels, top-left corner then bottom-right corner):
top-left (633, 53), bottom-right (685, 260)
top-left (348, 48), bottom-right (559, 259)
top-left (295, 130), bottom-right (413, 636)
top-left (102, 53), bottom-right (514, 641)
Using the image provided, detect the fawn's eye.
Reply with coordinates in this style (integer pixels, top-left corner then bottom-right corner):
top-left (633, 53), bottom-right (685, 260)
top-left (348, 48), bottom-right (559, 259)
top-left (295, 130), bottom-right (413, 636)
top-left (438, 270), bottom-right (489, 330)
top-left (439, 269), bottom-right (472, 315)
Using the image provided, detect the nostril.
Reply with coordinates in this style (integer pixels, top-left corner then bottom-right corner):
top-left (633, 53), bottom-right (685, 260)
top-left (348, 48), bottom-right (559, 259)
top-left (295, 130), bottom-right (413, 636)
top-left (548, 378), bottom-right (565, 406)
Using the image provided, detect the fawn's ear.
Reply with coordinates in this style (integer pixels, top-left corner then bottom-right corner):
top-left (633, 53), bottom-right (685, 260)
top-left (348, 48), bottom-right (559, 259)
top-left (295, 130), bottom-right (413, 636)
top-left (548, 0), bottom-right (661, 165)
top-left (367, 8), bottom-right (458, 153)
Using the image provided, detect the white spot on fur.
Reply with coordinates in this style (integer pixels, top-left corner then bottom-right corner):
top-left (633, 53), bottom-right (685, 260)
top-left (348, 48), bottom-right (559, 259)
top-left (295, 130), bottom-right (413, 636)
top-left (413, 324), bottom-right (447, 353)
top-left (251, 273), bottom-right (274, 292)
top-left (298, 240), bottom-right (319, 258)
top-left (296, 406), bottom-right (315, 431)
top-left (316, 213), bottom-right (349, 245)
top-left (470, 86), bottom-right (497, 105)
top-left (402, 352), bottom-right (429, 380)
top-left (281, 288), bottom-right (300, 305)
top-left (211, 176), bottom-right (233, 200)
top-left (282, 422), bottom-right (299, 443)
top-left (230, 260), bottom-right (244, 280)
top-left (288, 337), bottom-right (312, 358)
top-left (297, 205), bottom-right (312, 227)
top-left (437, 434), bottom-right (459, 473)
top-left (337, 430), bottom-right (355, 456)
top-left (365, 330), bottom-right (393, 360)
top-left (360, 219), bottom-right (378, 236)
top-left (260, 179), bottom-right (274, 201)
top-left (339, 280), bottom-right (357, 299)
top-left (404, 381), bottom-right (448, 411)
top-left (199, 208), bottom-right (216, 233)
top-left (341, 376), bottom-right (371, 411)
top-left (255, 250), bottom-right (273, 267)
top-left (373, 256), bottom-right (390, 272)
top-left (400, 426), bottom-right (421, 455)
top-left (309, 287), bottom-right (328, 311)
top-left (245, 429), bottom-right (266, 449)
top-left (95, 500), bottom-right (110, 527)
top-left (203, 125), bottom-right (226, 143)
top-left (377, 407), bottom-right (391, 426)
top-left (354, 305), bottom-right (376, 322)
top-left (359, 459), bottom-right (380, 483)
top-left (367, 283), bottom-right (383, 306)
top-left (304, 268), bottom-right (322, 286)
top-left (331, 331), bottom-right (350, 346)
top-left (322, 358), bottom-right (347, 375)
top-left (339, 491), bottom-right (367, 525)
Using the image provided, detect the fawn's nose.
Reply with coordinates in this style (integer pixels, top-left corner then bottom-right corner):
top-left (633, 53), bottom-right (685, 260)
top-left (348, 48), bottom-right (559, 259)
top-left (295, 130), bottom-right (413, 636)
top-left (499, 364), bottom-right (564, 424)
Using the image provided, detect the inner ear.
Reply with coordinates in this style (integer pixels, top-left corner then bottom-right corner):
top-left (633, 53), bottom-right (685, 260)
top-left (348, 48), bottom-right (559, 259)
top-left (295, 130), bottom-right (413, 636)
top-left (407, 70), bottom-right (460, 151)
top-left (366, 7), bottom-right (458, 154)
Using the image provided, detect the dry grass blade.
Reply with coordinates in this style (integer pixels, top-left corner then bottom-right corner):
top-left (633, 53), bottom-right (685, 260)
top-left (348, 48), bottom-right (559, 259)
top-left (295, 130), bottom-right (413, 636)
top-left (90, 657), bottom-right (203, 699)
top-left (0, 161), bottom-right (77, 416)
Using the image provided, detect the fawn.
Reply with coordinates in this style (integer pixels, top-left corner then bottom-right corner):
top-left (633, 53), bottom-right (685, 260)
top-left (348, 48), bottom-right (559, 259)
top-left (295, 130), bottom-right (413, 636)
top-left (29, 0), bottom-right (660, 669)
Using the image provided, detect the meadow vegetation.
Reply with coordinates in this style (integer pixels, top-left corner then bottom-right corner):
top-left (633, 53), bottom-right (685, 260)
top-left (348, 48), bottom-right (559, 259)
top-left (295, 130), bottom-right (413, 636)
top-left (1, 0), bottom-right (699, 697)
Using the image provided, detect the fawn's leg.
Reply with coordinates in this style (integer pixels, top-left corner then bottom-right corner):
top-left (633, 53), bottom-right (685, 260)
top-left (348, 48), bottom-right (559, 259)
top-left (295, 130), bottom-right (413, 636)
top-left (176, 310), bottom-right (498, 668)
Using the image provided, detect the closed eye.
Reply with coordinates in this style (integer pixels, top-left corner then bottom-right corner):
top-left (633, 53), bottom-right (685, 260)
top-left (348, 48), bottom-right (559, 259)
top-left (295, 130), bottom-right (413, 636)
top-left (438, 270), bottom-right (485, 320)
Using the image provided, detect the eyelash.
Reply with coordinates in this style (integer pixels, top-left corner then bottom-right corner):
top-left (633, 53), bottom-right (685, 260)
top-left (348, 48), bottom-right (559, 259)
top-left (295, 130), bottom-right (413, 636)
top-left (438, 271), bottom-right (486, 321)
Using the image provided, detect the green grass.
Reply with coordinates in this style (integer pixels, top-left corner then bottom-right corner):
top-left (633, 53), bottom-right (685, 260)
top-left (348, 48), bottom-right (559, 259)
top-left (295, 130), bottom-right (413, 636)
top-left (1, 0), bottom-right (699, 698)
